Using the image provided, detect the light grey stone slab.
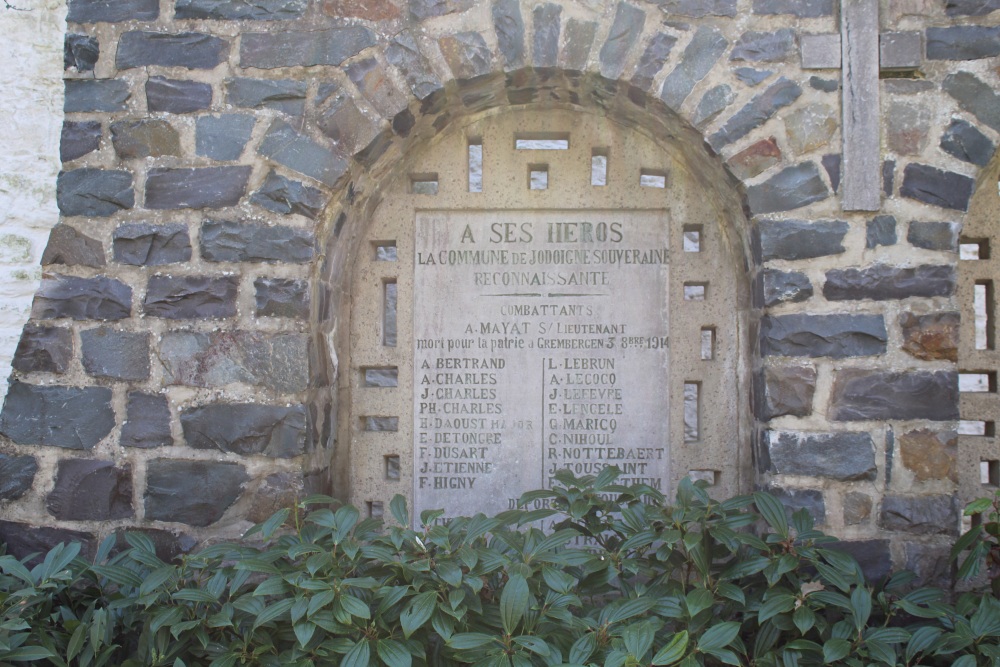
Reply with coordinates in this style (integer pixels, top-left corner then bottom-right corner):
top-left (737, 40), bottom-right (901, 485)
top-left (800, 33), bottom-right (840, 69)
top-left (841, 0), bottom-right (880, 211)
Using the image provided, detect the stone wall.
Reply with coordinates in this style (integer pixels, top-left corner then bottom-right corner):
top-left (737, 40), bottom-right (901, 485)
top-left (0, 0), bottom-right (998, 583)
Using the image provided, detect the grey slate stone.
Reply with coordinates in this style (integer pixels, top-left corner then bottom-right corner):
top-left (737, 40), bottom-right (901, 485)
top-left (940, 119), bottom-right (995, 166)
top-left (145, 459), bottom-right (248, 527)
top-left (409, 0), bottom-right (475, 20)
top-left (345, 57), bottom-right (407, 118)
top-left (827, 540), bottom-right (891, 581)
top-left (64, 34), bottom-right (98, 72)
top-left (692, 84), bottom-right (734, 128)
top-left (113, 223), bottom-right (192, 266)
top-left (110, 119), bottom-right (181, 159)
top-left (883, 160), bottom-right (895, 196)
top-left (145, 166), bottom-right (251, 210)
top-left (117, 32), bottom-right (229, 70)
top-left (708, 77), bottom-right (801, 149)
top-left (830, 369), bottom-right (958, 421)
top-left (80, 328), bottom-right (150, 380)
top-left (0, 382), bottom-right (114, 449)
top-left (47, 460), bottom-right (133, 521)
top-left (753, 364), bottom-right (816, 419)
top-left (386, 31), bottom-right (442, 100)
top-left (201, 220), bottom-right (315, 264)
top-left (770, 487), bottom-right (826, 525)
top-left (532, 4), bottom-right (561, 68)
top-left (64, 79), bottom-right (129, 113)
top-left (655, 0), bottom-right (736, 16)
top-left (599, 2), bottom-right (646, 79)
top-left (492, 0), bottom-right (525, 68)
top-left (730, 29), bottom-right (796, 62)
top-left (0, 521), bottom-right (95, 564)
top-left (754, 219), bottom-right (847, 262)
top-left (57, 169), bottom-right (134, 217)
top-left (438, 32), bottom-right (492, 79)
top-left (160, 331), bottom-right (309, 393)
top-left (820, 154), bottom-right (840, 192)
top-left (240, 27), bottom-right (376, 68)
top-left (765, 431), bottom-right (876, 481)
top-left (881, 495), bottom-right (958, 536)
top-left (945, 0), bottom-right (1000, 15)
top-left (735, 67), bottom-right (772, 86)
top-left (67, 0), bottom-right (158, 22)
top-left (900, 163), bottom-right (975, 211)
top-left (144, 275), bottom-right (239, 319)
top-left (631, 32), bottom-right (678, 90)
top-left (907, 221), bottom-right (959, 252)
top-left (250, 171), bottom-right (328, 219)
top-left (121, 392), bottom-right (172, 449)
top-left (943, 72), bottom-right (1000, 134)
top-left (560, 19), bottom-right (596, 70)
top-left (196, 115), bottom-right (255, 161)
top-left (866, 215), bottom-right (897, 248)
top-left (226, 78), bottom-right (306, 115)
top-left (755, 269), bottom-right (813, 307)
top-left (904, 543), bottom-right (951, 588)
top-left (747, 162), bottom-right (829, 215)
top-left (61, 121), bottom-right (101, 162)
top-left (659, 26), bottom-right (728, 110)
top-left (31, 275), bottom-right (132, 321)
top-left (175, 0), bottom-right (307, 19)
top-left (181, 403), bottom-right (308, 458)
top-left (926, 26), bottom-right (1000, 60)
top-left (824, 264), bottom-right (955, 301)
top-left (809, 75), bottom-right (838, 92)
top-left (255, 277), bottom-right (309, 318)
top-left (0, 455), bottom-right (38, 501)
top-left (12, 325), bottom-right (73, 374)
top-left (146, 77), bottom-right (212, 114)
top-left (317, 88), bottom-right (380, 154)
top-left (258, 120), bottom-right (347, 186)
top-left (760, 314), bottom-right (887, 359)
top-left (41, 224), bottom-right (106, 268)
top-left (752, 0), bottom-right (833, 16)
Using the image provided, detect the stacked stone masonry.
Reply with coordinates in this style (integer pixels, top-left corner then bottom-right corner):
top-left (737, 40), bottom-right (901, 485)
top-left (0, 0), bottom-right (995, 586)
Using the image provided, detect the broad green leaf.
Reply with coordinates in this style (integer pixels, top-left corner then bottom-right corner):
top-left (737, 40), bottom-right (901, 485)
top-left (448, 633), bottom-right (497, 650)
top-left (697, 622), bottom-right (740, 653)
top-left (542, 567), bottom-right (575, 594)
top-left (342, 639), bottom-right (371, 667)
top-left (822, 639), bottom-right (851, 663)
top-left (90, 564), bottom-right (143, 588)
top-left (377, 639), bottom-right (412, 667)
top-left (513, 636), bottom-right (550, 656)
top-left (260, 508), bottom-right (290, 539)
top-left (253, 598), bottom-right (296, 630)
top-left (685, 589), bottom-right (714, 619)
top-left (171, 589), bottom-right (219, 603)
top-left (139, 565), bottom-right (175, 596)
top-left (905, 626), bottom-right (942, 662)
top-left (569, 634), bottom-right (597, 664)
top-left (758, 594), bottom-right (796, 623)
top-left (623, 621), bottom-right (655, 659)
top-left (0, 556), bottom-right (34, 586)
top-left (294, 620), bottom-right (317, 648)
top-left (753, 492), bottom-right (789, 538)
top-left (951, 655), bottom-right (977, 667)
top-left (401, 591), bottom-right (437, 639)
top-left (500, 574), bottom-right (530, 635)
top-left (849, 587), bottom-right (871, 632)
top-left (390, 495), bottom-right (408, 526)
top-left (3, 647), bottom-right (56, 661)
top-left (341, 595), bottom-right (371, 620)
top-left (309, 590), bottom-right (336, 616)
top-left (792, 605), bottom-right (815, 634)
top-left (651, 631), bottom-right (688, 666)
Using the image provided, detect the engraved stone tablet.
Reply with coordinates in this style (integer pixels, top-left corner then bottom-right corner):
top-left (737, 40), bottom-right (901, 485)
top-left (413, 210), bottom-right (670, 520)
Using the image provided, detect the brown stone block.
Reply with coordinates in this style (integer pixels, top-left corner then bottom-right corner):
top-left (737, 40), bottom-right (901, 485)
top-left (899, 311), bottom-right (959, 361)
top-left (899, 428), bottom-right (958, 483)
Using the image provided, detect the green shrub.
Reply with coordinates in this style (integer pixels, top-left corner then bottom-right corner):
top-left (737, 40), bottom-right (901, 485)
top-left (1, 467), bottom-right (999, 666)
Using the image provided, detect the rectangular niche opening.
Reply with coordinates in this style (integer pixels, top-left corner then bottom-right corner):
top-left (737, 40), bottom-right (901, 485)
top-left (683, 225), bottom-right (702, 252)
top-left (529, 164), bottom-right (548, 190)
top-left (960, 238), bottom-right (990, 260)
top-left (975, 281), bottom-right (994, 350)
top-left (640, 169), bottom-right (666, 188)
top-left (383, 279), bottom-right (397, 347)
top-left (385, 455), bottom-right (401, 480)
top-left (468, 139), bottom-right (483, 193)
top-left (684, 283), bottom-right (707, 301)
top-left (959, 420), bottom-right (996, 436)
top-left (410, 173), bottom-right (439, 195)
top-left (700, 327), bottom-right (715, 360)
top-left (959, 372), bottom-right (997, 393)
top-left (362, 366), bottom-right (398, 387)
top-left (362, 416), bottom-right (399, 432)
top-left (981, 460), bottom-right (1000, 486)
top-left (373, 240), bottom-right (397, 261)
top-left (688, 469), bottom-right (719, 486)
top-left (515, 132), bottom-right (569, 150)
top-left (366, 501), bottom-right (384, 519)
top-left (591, 149), bottom-right (608, 186)
top-left (683, 382), bottom-right (700, 443)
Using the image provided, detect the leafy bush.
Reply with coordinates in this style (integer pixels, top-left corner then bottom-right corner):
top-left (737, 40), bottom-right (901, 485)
top-left (953, 488), bottom-right (1000, 596)
top-left (1, 467), bottom-right (999, 666)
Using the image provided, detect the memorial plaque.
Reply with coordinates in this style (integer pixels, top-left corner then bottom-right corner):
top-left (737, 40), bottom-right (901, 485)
top-left (413, 209), bottom-right (671, 520)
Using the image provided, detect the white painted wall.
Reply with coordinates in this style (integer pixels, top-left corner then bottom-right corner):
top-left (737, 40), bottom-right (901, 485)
top-left (0, 0), bottom-right (65, 396)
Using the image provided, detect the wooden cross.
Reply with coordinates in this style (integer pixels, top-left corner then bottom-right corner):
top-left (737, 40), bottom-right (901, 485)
top-left (800, 0), bottom-right (923, 212)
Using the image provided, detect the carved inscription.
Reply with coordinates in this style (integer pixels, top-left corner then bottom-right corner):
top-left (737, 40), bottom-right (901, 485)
top-left (413, 210), bottom-right (670, 521)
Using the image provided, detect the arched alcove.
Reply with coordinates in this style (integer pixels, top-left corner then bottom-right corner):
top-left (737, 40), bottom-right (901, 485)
top-left (311, 70), bottom-right (756, 515)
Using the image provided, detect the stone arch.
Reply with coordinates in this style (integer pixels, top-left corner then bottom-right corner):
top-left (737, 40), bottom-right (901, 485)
top-left (308, 69), bottom-right (757, 511)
